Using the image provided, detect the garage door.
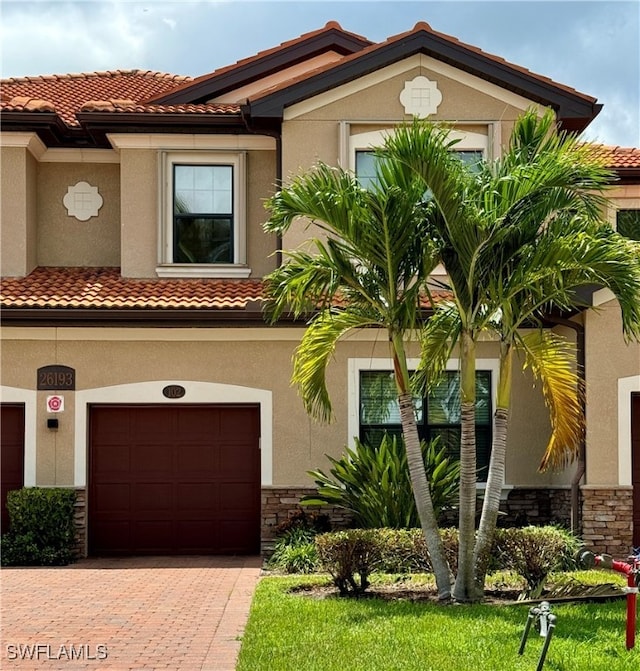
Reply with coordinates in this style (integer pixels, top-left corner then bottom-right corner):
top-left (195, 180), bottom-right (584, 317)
top-left (89, 404), bottom-right (260, 555)
top-left (1, 404), bottom-right (25, 532)
top-left (633, 393), bottom-right (640, 548)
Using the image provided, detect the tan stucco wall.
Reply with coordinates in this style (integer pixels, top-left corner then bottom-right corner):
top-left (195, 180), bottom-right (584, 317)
top-left (280, 62), bottom-right (533, 251)
top-left (1, 147), bottom-right (37, 277)
top-left (37, 163), bottom-right (120, 267)
top-left (120, 148), bottom-right (278, 278)
top-left (585, 300), bottom-right (640, 484)
top-left (120, 149), bottom-right (158, 277)
top-left (1, 327), bottom-right (565, 488)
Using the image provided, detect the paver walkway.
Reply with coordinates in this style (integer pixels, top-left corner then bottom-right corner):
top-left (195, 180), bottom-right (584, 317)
top-left (0, 556), bottom-right (262, 671)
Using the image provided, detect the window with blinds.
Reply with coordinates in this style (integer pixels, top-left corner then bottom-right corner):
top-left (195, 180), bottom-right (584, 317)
top-left (359, 370), bottom-right (492, 481)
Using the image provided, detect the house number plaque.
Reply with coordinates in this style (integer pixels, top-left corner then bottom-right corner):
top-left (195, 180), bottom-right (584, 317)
top-left (37, 365), bottom-right (76, 391)
top-left (163, 385), bottom-right (186, 399)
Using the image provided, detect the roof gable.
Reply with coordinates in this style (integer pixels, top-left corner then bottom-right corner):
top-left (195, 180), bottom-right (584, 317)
top-left (147, 21), bottom-right (372, 106)
top-left (244, 22), bottom-right (601, 133)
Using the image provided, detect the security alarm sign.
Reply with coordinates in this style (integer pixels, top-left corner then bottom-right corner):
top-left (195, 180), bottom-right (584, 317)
top-left (46, 395), bottom-right (64, 413)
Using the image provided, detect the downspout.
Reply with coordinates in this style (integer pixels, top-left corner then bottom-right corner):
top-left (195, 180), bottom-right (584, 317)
top-left (241, 103), bottom-right (283, 267)
top-left (544, 314), bottom-right (586, 535)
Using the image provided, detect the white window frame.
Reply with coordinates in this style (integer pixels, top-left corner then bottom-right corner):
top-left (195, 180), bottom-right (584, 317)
top-left (348, 357), bottom-right (500, 488)
top-left (157, 151), bottom-right (250, 278)
top-left (347, 127), bottom-right (490, 174)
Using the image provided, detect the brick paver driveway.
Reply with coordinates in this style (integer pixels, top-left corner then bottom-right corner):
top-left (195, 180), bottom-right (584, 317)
top-left (1, 556), bottom-right (261, 671)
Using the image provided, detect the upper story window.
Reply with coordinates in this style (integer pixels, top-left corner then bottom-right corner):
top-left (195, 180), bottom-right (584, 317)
top-left (158, 151), bottom-right (250, 278)
top-left (350, 128), bottom-right (488, 190)
top-left (617, 209), bottom-right (640, 241)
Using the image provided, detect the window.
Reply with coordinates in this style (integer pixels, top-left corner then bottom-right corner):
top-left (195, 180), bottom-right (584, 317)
top-left (359, 369), bottom-right (492, 481)
top-left (158, 152), bottom-right (249, 278)
top-left (354, 148), bottom-right (484, 189)
top-left (617, 209), bottom-right (640, 241)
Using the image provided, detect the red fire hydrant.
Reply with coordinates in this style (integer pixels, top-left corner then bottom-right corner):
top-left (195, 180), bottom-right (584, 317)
top-left (579, 550), bottom-right (640, 650)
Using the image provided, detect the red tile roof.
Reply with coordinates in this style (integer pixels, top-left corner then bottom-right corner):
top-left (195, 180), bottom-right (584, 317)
top-left (146, 20), bottom-right (372, 104)
top-left (0, 267), bottom-right (448, 313)
top-left (0, 267), bottom-right (264, 310)
top-left (588, 145), bottom-right (640, 170)
top-left (247, 21), bottom-right (597, 106)
top-left (1, 70), bottom-right (195, 126)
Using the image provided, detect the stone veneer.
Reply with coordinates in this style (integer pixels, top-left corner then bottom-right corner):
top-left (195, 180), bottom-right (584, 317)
top-left (261, 486), bottom-right (353, 554)
top-left (580, 486), bottom-right (634, 559)
top-left (73, 484), bottom-right (633, 559)
top-left (73, 488), bottom-right (87, 557)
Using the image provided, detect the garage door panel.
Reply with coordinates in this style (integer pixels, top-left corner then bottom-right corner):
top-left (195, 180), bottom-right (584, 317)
top-left (92, 445), bottom-right (130, 473)
top-left (219, 409), bottom-right (259, 441)
top-left (177, 445), bottom-right (217, 473)
top-left (131, 409), bottom-right (173, 441)
top-left (220, 483), bottom-right (257, 513)
top-left (135, 483), bottom-right (172, 511)
top-left (219, 446), bottom-right (257, 478)
top-left (177, 483), bottom-right (217, 509)
top-left (94, 483), bottom-right (130, 511)
top-left (177, 521), bottom-right (217, 549)
top-left (220, 520), bottom-right (259, 553)
top-left (131, 444), bottom-right (173, 473)
top-left (1, 405), bottom-right (25, 532)
top-left (92, 521), bottom-right (131, 553)
top-left (90, 408), bottom-right (130, 441)
top-left (133, 521), bottom-right (173, 551)
top-left (90, 404), bottom-right (260, 555)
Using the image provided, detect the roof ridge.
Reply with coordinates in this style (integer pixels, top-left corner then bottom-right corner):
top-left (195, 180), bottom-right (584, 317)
top-left (1, 69), bottom-right (193, 85)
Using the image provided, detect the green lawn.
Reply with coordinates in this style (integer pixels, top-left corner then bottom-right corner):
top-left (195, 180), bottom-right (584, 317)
top-left (237, 576), bottom-right (639, 671)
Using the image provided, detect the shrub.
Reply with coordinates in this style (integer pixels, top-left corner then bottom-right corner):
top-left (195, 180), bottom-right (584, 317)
top-left (274, 509), bottom-right (331, 537)
top-left (268, 527), bottom-right (321, 574)
top-left (302, 434), bottom-right (459, 528)
top-left (0, 488), bottom-right (77, 566)
top-left (494, 525), bottom-right (572, 596)
top-left (315, 530), bottom-right (381, 595)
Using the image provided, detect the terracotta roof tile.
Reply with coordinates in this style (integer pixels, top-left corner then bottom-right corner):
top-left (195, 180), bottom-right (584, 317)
top-left (144, 20), bottom-right (372, 103)
top-left (587, 144), bottom-right (640, 170)
top-left (1, 267), bottom-right (449, 313)
top-left (1, 70), bottom-right (194, 126)
top-left (0, 267), bottom-right (264, 310)
top-left (249, 21), bottom-right (597, 105)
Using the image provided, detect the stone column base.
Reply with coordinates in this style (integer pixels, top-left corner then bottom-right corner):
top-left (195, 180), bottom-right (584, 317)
top-left (580, 486), bottom-right (633, 559)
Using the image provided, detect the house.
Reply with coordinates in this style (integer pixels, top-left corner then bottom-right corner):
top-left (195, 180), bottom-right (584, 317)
top-left (1, 21), bottom-right (638, 557)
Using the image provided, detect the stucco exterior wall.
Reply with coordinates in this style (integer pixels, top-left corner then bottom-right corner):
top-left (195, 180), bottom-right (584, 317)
top-left (1, 147), bottom-right (37, 277)
top-left (280, 60), bottom-right (537, 251)
top-left (119, 148), bottom-right (278, 278)
top-left (36, 163), bottom-right (121, 267)
top-left (120, 149), bottom-right (158, 277)
top-left (585, 300), bottom-right (640, 485)
top-left (1, 326), bottom-right (565, 489)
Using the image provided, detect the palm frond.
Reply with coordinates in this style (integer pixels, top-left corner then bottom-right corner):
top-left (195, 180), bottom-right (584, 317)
top-left (292, 309), bottom-right (380, 422)
top-left (518, 330), bottom-right (584, 471)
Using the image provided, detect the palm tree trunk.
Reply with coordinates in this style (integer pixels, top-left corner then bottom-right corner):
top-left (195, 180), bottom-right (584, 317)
top-left (473, 342), bottom-right (513, 597)
top-left (453, 329), bottom-right (477, 601)
top-left (392, 336), bottom-right (451, 600)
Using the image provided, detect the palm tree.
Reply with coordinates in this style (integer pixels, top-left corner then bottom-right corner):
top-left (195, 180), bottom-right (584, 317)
top-left (262, 153), bottom-right (459, 599)
top-left (384, 109), bottom-right (640, 600)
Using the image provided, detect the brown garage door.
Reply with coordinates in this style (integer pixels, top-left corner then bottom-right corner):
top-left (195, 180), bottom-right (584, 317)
top-left (633, 393), bottom-right (640, 548)
top-left (89, 404), bottom-right (260, 555)
top-left (1, 404), bottom-right (25, 533)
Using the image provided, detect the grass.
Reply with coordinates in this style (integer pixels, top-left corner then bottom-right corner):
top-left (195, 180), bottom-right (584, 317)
top-left (237, 573), bottom-right (639, 671)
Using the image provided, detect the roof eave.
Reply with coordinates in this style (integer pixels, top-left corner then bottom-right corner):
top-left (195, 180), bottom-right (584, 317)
top-left (247, 32), bottom-right (600, 131)
top-left (149, 28), bottom-right (373, 106)
top-left (76, 111), bottom-right (247, 148)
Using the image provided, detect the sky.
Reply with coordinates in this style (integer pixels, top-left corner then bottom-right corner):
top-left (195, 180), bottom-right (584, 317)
top-left (1, 0), bottom-right (638, 147)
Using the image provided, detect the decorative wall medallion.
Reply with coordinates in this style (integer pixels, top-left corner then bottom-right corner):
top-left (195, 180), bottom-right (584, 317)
top-left (63, 181), bottom-right (103, 221)
top-left (399, 76), bottom-right (443, 117)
